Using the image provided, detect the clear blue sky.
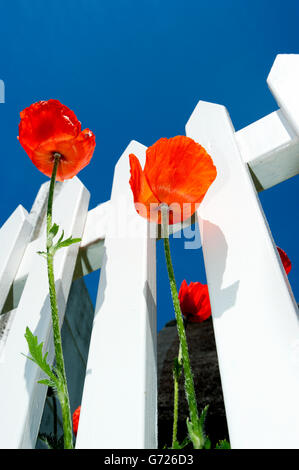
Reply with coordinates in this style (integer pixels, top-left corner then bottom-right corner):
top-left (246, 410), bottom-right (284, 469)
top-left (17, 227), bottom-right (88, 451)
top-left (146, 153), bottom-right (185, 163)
top-left (0, 0), bottom-right (298, 331)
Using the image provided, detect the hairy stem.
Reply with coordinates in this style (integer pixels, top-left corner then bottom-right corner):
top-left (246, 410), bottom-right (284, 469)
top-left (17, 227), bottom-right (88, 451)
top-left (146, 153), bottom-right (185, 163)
top-left (47, 154), bottom-right (73, 449)
top-left (161, 204), bottom-right (203, 449)
top-left (172, 343), bottom-right (182, 448)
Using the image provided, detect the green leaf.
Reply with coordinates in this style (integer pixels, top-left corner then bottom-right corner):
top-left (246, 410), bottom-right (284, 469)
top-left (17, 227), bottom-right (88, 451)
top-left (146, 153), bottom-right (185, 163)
top-left (38, 378), bottom-right (57, 389)
top-left (56, 229), bottom-right (64, 245)
top-left (215, 439), bottom-right (231, 449)
top-left (171, 440), bottom-right (180, 449)
top-left (199, 405), bottom-right (210, 448)
top-left (204, 437), bottom-right (212, 449)
top-left (173, 436), bottom-right (191, 449)
top-left (53, 235), bottom-right (81, 254)
top-left (47, 224), bottom-right (60, 248)
top-left (186, 405), bottom-right (210, 449)
top-left (173, 357), bottom-right (183, 379)
top-left (24, 327), bottom-right (57, 385)
top-left (38, 433), bottom-right (64, 450)
top-left (57, 237), bottom-right (81, 249)
top-left (199, 404), bottom-right (209, 433)
top-left (37, 251), bottom-right (47, 259)
top-left (180, 436), bottom-right (191, 448)
top-left (186, 418), bottom-right (203, 449)
top-left (49, 223), bottom-right (59, 237)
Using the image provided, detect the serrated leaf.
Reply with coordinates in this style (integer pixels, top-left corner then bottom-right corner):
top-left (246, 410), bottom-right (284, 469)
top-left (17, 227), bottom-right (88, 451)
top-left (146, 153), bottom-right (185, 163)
top-left (24, 327), bottom-right (57, 385)
top-left (215, 439), bottom-right (231, 449)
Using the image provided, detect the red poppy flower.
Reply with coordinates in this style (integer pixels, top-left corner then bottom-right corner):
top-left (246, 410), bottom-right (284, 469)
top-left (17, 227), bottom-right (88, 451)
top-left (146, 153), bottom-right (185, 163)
top-left (129, 136), bottom-right (217, 224)
top-left (277, 246), bottom-right (292, 275)
top-left (18, 99), bottom-right (95, 181)
top-left (178, 280), bottom-right (212, 323)
top-left (73, 405), bottom-right (81, 436)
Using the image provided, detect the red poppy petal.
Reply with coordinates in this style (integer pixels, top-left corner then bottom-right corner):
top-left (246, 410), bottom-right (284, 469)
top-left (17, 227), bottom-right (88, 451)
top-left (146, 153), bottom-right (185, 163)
top-left (144, 136), bottom-right (217, 223)
top-left (72, 406), bottom-right (81, 436)
top-left (277, 246), bottom-right (292, 275)
top-left (179, 280), bottom-right (212, 323)
top-left (19, 99), bottom-right (81, 152)
top-left (29, 128), bottom-right (95, 181)
top-left (179, 280), bottom-right (198, 317)
top-left (129, 154), bottom-right (160, 222)
top-left (18, 100), bottom-right (95, 181)
top-left (178, 279), bottom-right (188, 301)
top-left (191, 283), bottom-right (212, 322)
top-left (179, 279), bottom-right (196, 315)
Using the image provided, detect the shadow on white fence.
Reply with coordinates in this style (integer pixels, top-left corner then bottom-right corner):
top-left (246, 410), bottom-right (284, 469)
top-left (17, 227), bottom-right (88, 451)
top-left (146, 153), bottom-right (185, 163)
top-left (0, 54), bottom-right (298, 449)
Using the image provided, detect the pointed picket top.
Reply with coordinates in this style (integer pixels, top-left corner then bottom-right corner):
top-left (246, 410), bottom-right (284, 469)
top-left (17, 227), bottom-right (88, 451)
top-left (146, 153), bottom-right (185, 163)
top-left (186, 100), bottom-right (238, 208)
top-left (0, 177), bottom-right (90, 449)
top-left (267, 53), bottom-right (299, 135)
top-left (114, 139), bottom-right (147, 174)
top-left (76, 140), bottom-right (157, 449)
top-left (185, 99), bottom-right (299, 449)
top-left (0, 205), bottom-right (32, 313)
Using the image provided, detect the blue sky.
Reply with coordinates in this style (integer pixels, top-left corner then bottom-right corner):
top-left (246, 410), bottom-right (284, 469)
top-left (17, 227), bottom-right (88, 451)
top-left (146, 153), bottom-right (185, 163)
top-left (0, 0), bottom-right (298, 331)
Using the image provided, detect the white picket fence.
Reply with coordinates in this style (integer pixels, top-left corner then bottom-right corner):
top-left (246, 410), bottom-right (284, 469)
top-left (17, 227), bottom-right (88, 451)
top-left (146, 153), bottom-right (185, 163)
top-left (0, 54), bottom-right (298, 449)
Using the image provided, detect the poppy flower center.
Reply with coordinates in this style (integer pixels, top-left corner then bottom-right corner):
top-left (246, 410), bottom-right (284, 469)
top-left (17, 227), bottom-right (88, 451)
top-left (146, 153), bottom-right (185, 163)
top-left (51, 151), bottom-right (65, 161)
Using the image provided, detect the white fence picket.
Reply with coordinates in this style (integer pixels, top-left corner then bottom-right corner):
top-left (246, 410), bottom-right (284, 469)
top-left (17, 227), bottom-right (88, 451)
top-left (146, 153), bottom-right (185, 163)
top-left (0, 205), bottom-right (32, 313)
top-left (267, 54), bottom-right (299, 136)
top-left (0, 177), bottom-right (90, 449)
top-left (236, 109), bottom-right (299, 191)
top-left (0, 52), bottom-right (297, 450)
top-left (186, 100), bottom-right (299, 449)
top-left (235, 54), bottom-right (299, 191)
top-left (72, 200), bottom-right (110, 280)
top-left (76, 141), bottom-right (157, 449)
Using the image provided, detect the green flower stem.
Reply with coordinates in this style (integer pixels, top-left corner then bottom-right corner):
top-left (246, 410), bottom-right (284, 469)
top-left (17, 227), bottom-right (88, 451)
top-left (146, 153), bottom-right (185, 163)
top-left (161, 204), bottom-right (203, 449)
top-left (172, 343), bottom-right (182, 448)
top-left (46, 153), bottom-right (73, 449)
